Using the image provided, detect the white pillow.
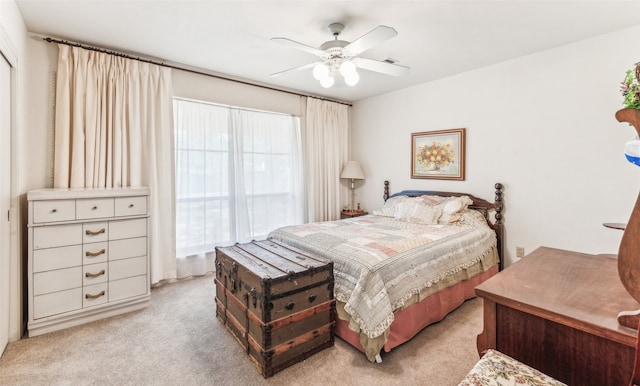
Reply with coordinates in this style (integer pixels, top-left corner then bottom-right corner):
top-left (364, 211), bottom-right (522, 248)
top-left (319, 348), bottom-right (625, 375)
top-left (372, 195), bottom-right (412, 217)
top-left (393, 200), bottom-right (443, 225)
top-left (437, 196), bottom-right (473, 224)
top-left (419, 195), bottom-right (447, 206)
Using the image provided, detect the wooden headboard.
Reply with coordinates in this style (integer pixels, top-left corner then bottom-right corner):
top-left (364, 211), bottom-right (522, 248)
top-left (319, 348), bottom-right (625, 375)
top-left (382, 180), bottom-right (505, 270)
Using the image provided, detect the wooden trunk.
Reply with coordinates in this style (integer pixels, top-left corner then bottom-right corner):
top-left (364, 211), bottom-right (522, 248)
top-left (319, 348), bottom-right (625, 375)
top-left (214, 239), bottom-right (335, 378)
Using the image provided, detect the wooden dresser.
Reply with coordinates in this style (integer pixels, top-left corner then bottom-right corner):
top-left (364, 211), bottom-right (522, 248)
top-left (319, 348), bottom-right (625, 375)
top-left (476, 246), bottom-right (639, 385)
top-left (27, 188), bottom-right (150, 336)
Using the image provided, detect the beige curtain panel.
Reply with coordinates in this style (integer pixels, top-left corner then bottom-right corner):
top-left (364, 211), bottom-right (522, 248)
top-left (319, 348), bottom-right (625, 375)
top-left (304, 97), bottom-right (349, 221)
top-left (53, 44), bottom-right (177, 283)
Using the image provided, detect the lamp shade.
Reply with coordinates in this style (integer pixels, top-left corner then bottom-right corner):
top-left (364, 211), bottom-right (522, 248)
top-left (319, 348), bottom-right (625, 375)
top-left (340, 161), bottom-right (365, 180)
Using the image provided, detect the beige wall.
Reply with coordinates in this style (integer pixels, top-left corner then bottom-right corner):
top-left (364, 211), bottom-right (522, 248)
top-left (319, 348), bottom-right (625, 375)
top-left (351, 24), bottom-right (640, 266)
top-left (172, 68), bottom-right (304, 116)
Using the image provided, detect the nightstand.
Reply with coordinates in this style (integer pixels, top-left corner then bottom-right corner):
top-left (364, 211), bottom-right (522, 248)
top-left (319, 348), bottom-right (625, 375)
top-left (340, 210), bottom-right (368, 219)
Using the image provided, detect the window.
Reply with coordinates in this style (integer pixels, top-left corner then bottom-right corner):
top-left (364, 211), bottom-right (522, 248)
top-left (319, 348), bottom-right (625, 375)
top-left (174, 98), bottom-right (303, 257)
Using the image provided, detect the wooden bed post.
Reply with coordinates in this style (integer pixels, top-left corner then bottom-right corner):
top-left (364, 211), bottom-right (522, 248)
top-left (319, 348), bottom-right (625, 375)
top-left (383, 180), bottom-right (390, 202)
top-left (494, 183), bottom-right (505, 271)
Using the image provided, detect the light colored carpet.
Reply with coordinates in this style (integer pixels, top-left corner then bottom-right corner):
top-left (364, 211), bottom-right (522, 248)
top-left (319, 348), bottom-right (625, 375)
top-left (0, 274), bottom-right (483, 386)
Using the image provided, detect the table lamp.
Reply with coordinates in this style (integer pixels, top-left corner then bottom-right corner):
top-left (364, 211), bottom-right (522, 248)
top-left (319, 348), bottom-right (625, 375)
top-left (340, 161), bottom-right (365, 211)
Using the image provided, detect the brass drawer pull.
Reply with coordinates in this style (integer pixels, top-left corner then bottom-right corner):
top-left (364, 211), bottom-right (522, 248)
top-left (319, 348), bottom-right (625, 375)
top-left (85, 291), bottom-right (105, 299)
top-left (85, 228), bottom-right (106, 236)
top-left (85, 269), bottom-right (105, 278)
top-left (85, 249), bottom-right (106, 257)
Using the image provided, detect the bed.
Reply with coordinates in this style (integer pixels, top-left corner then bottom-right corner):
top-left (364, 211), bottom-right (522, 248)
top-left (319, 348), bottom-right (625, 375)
top-left (267, 181), bottom-right (505, 362)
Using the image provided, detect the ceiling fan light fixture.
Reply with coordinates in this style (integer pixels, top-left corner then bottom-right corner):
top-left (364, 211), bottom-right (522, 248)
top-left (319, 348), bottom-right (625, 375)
top-left (344, 71), bottom-right (360, 86)
top-left (271, 23), bottom-right (409, 86)
top-left (320, 75), bottom-right (334, 88)
top-left (339, 60), bottom-right (357, 77)
top-left (312, 63), bottom-right (329, 81)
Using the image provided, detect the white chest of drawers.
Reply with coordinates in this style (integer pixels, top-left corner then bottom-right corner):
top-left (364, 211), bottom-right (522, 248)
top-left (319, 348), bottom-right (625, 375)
top-left (27, 188), bottom-right (151, 336)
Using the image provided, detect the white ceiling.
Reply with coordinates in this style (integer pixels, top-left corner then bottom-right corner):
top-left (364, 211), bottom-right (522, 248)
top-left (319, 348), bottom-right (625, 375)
top-left (15, 0), bottom-right (640, 103)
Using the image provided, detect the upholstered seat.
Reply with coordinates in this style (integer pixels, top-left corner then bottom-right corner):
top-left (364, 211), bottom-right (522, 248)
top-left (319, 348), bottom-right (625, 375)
top-left (458, 349), bottom-right (567, 386)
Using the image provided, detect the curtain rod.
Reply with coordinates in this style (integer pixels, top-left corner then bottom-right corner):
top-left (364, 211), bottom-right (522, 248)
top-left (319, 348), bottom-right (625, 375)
top-left (42, 36), bottom-right (352, 107)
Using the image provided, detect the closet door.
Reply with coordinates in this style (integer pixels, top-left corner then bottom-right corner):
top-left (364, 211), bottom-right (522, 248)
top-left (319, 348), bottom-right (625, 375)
top-left (0, 52), bottom-right (11, 356)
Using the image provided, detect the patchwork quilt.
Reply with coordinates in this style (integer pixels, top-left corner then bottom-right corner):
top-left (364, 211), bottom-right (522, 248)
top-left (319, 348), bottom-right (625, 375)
top-left (268, 209), bottom-right (498, 339)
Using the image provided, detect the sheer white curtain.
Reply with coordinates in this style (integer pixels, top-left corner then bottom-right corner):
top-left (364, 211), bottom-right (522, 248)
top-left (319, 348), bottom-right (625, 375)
top-left (174, 99), bottom-right (303, 277)
top-left (304, 97), bottom-right (349, 221)
top-left (53, 44), bottom-right (177, 284)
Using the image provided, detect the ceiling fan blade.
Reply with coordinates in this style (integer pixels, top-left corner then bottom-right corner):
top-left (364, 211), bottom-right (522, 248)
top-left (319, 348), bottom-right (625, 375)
top-left (270, 61), bottom-right (322, 77)
top-left (271, 37), bottom-right (326, 57)
top-left (343, 26), bottom-right (398, 57)
top-left (352, 57), bottom-right (410, 77)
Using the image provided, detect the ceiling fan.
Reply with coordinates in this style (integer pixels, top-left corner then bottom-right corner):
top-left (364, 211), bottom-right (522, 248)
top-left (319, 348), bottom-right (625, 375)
top-left (271, 23), bottom-right (410, 88)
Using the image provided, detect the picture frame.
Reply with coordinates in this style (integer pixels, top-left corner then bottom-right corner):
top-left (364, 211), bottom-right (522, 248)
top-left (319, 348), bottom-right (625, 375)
top-left (411, 128), bottom-right (465, 180)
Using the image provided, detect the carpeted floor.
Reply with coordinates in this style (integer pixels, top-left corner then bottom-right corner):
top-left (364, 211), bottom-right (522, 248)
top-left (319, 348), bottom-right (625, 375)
top-left (0, 274), bottom-right (483, 385)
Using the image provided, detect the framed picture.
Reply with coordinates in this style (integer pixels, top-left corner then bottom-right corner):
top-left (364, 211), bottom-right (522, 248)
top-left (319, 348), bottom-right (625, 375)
top-left (411, 128), bottom-right (465, 180)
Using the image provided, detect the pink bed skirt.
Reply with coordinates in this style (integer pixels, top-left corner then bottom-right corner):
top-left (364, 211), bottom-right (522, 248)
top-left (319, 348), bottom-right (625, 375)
top-left (335, 265), bottom-right (499, 354)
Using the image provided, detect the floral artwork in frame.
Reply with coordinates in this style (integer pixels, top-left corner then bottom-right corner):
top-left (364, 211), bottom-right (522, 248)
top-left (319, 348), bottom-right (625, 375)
top-left (411, 128), bottom-right (465, 180)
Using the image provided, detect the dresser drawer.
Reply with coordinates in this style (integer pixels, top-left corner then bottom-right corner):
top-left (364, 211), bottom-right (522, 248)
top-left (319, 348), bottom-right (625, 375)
top-left (83, 262), bottom-right (108, 286)
top-left (109, 237), bottom-right (146, 261)
top-left (83, 222), bottom-right (108, 243)
top-left (109, 256), bottom-right (147, 281)
top-left (32, 200), bottom-right (75, 224)
top-left (109, 218), bottom-right (147, 240)
top-left (33, 224), bottom-right (82, 250)
top-left (33, 288), bottom-right (82, 319)
top-left (32, 245), bottom-right (82, 273)
top-left (76, 198), bottom-right (114, 219)
top-left (83, 283), bottom-right (108, 308)
top-left (115, 196), bottom-right (147, 217)
top-left (109, 275), bottom-right (147, 302)
top-left (82, 242), bottom-right (108, 264)
top-left (33, 266), bottom-right (82, 296)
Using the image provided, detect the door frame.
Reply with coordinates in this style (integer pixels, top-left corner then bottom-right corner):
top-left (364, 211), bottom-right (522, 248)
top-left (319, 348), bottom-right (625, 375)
top-left (0, 49), bottom-right (10, 355)
top-left (0, 28), bottom-right (21, 349)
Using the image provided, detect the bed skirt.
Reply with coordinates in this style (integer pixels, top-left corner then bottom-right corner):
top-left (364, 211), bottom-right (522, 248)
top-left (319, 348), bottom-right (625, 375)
top-left (335, 264), bottom-right (499, 361)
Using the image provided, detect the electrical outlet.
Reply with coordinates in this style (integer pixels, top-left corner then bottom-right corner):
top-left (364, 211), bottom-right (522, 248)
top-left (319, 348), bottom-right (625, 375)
top-left (516, 246), bottom-right (525, 258)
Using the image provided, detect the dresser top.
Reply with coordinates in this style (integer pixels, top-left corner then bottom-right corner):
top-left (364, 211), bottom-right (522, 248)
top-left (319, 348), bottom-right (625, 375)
top-left (476, 246), bottom-right (639, 347)
top-left (28, 187), bottom-right (149, 200)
